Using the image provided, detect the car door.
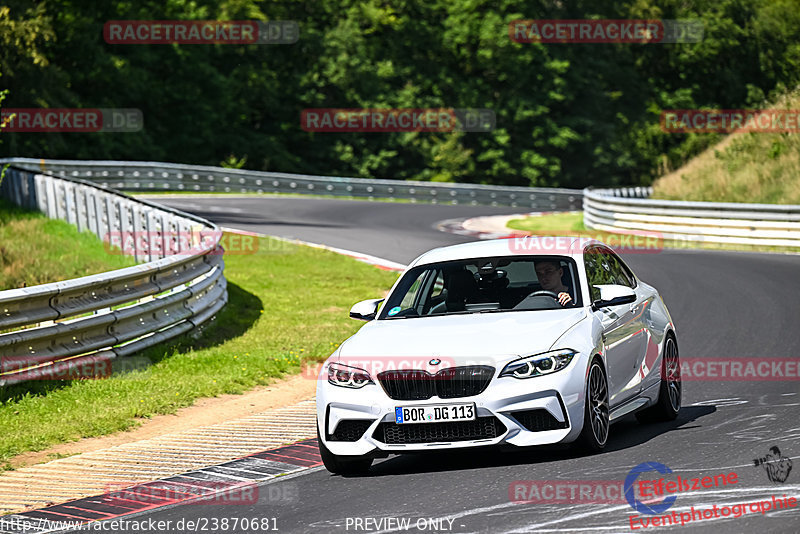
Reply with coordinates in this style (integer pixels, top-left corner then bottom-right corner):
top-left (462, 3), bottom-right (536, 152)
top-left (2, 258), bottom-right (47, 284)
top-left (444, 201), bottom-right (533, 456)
top-left (585, 246), bottom-right (648, 407)
top-left (606, 248), bottom-right (652, 398)
top-left (608, 250), bottom-right (662, 393)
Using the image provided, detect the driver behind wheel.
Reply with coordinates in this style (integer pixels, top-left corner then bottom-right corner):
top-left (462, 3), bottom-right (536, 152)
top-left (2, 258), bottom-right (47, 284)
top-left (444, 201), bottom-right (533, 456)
top-left (534, 260), bottom-right (573, 306)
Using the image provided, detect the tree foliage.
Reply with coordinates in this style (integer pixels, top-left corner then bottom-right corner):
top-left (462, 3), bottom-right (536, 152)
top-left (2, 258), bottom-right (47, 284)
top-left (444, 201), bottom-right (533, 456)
top-left (1, 0), bottom-right (798, 188)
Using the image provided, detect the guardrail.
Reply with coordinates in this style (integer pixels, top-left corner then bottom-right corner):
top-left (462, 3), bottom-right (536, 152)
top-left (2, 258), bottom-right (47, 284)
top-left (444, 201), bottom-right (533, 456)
top-left (2, 158), bottom-right (583, 210)
top-left (583, 187), bottom-right (800, 248)
top-left (0, 165), bottom-right (228, 387)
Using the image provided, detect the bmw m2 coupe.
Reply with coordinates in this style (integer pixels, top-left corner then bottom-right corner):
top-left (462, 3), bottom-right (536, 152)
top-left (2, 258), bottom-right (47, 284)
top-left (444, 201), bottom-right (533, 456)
top-left (316, 237), bottom-right (681, 474)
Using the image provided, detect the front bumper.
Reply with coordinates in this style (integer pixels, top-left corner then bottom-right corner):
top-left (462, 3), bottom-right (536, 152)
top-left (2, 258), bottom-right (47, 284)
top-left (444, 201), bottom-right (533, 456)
top-left (316, 356), bottom-right (589, 456)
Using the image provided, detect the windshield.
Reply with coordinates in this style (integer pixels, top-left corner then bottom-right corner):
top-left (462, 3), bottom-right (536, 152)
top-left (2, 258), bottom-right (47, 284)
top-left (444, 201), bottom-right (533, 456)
top-left (379, 256), bottom-right (582, 319)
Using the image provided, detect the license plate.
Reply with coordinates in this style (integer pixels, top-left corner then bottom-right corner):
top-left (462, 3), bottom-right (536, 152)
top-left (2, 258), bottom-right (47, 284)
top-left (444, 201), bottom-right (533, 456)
top-left (394, 403), bottom-right (476, 424)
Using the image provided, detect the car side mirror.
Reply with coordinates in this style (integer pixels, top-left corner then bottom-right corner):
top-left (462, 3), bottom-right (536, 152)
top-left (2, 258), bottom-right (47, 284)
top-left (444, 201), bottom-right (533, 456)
top-left (349, 299), bottom-right (384, 321)
top-left (592, 284), bottom-right (636, 310)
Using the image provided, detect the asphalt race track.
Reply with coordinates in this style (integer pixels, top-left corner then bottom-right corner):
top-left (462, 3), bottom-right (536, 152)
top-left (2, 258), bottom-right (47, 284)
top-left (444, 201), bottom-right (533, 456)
top-left (95, 196), bottom-right (800, 533)
top-left (146, 195), bottom-right (525, 264)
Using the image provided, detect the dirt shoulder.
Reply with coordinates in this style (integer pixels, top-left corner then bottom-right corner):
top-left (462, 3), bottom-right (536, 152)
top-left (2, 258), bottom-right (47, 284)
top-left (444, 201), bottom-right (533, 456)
top-left (7, 369), bottom-right (318, 471)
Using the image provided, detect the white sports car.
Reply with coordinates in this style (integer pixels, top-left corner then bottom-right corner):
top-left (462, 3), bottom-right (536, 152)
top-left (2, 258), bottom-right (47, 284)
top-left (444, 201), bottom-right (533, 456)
top-left (316, 237), bottom-right (680, 474)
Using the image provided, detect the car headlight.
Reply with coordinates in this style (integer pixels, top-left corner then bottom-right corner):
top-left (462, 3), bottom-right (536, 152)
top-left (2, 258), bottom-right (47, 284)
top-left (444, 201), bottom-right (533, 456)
top-left (327, 362), bottom-right (374, 389)
top-left (499, 349), bottom-right (577, 379)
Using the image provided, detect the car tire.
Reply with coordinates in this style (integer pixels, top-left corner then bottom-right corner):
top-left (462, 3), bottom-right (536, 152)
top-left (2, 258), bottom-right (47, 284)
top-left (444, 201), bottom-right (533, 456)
top-left (317, 427), bottom-right (373, 475)
top-left (636, 334), bottom-right (681, 423)
top-left (577, 358), bottom-right (609, 452)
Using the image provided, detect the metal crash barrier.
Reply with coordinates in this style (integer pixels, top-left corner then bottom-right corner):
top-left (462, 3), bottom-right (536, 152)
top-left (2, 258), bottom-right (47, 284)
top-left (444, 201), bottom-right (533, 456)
top-left (584, 187), bottom-right (800, 248)
top-left (3, 158), bottom-right (583, 210)
top-left (0, 164), bottom-right (227, 387)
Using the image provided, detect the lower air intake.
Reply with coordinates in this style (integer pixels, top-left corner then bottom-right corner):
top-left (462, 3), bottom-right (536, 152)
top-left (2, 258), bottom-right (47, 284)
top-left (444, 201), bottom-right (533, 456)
top-left (510, 409), bottom-right (568, 432)
top-left (329, 419), bottom-right (374, 442)
top-left (373, 417), bottom-right (506, 444)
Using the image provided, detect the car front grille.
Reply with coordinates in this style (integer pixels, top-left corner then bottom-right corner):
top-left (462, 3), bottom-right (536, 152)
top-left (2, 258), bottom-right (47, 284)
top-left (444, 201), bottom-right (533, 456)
top-left (436, 366), bottom-right (496, 398)
top-left (373, 416), bottom-right (506, 444)
top-left (377, 366), bottom-right (495, 400)
top-left (377, 370), bottom-right (436, 400)
top-left (329, 419), bottom-right (374, 442)
top-left (510, 409), bottom-right (568, 432)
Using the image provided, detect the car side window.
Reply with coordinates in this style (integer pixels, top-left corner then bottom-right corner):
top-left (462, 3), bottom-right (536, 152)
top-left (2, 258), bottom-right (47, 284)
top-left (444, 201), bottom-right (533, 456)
top-left (599, 247), bottom-right (636, 288)
top-left (420, 270), bottom-right (446, 314)
top-left (611, 251), bottom-right (637, 288)
top-left (583, 246), bottom-right (614, 302)
top-left (399, 271), bottom-right (426, 311)
top-left (430, 271), bottom-right (445, 298)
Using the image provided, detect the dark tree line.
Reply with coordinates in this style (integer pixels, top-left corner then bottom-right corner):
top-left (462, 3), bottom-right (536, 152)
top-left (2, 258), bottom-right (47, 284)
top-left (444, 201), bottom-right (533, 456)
top-left (1, 0), bottom-right (798, 188)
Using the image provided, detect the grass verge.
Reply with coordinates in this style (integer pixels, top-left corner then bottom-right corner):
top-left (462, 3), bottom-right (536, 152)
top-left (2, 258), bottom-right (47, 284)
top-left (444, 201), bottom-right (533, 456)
top-left (651, 89), bottom-right (800, 204)
top-left (0, 199), bottom-right (136, 289)
top-left (0, 233), bottom-right (399, 469)
top-left (507, 212), bottom-right (800, 254)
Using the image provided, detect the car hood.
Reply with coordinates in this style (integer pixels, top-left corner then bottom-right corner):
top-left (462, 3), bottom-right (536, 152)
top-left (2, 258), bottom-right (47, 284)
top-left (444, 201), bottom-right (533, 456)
top-left (335, 308), bottom-right (587, 371)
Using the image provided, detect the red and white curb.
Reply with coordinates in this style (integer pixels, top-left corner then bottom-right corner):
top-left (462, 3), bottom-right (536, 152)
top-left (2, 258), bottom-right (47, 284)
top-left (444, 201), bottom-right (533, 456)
top-left (0, 229), bottom-right (406, 532)
top-left (0, 440), bottom-right (323, 534)
top-left (435, 212), bottom-right (572, 240)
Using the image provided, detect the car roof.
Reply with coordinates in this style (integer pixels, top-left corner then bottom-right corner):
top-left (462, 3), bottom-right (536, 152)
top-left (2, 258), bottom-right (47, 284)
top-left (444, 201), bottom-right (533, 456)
top-left (409, 236), bottom-right (603, 268)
